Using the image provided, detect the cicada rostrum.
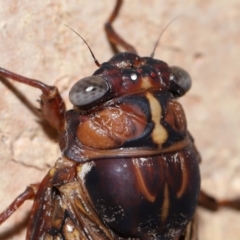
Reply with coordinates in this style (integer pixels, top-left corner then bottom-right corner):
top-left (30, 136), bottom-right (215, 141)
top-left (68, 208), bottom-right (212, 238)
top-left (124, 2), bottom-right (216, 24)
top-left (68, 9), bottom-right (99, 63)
top-left (0, 0), bottom-right (240, 239)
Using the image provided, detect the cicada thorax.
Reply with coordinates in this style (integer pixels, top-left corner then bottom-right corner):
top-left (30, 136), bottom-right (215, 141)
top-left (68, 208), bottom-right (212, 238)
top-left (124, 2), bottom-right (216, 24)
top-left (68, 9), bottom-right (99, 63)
top-left (59, 52), bottom-right (200, 239)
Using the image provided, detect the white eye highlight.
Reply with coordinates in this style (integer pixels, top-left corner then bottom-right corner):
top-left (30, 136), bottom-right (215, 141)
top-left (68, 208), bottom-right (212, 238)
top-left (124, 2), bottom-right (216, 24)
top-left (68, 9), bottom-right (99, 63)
top-left (130, 73), bottom-right (138, 81)
top-left (169, 74), bottom-right (174, 81)
top-left (85, 86), bottom-right (94, 92)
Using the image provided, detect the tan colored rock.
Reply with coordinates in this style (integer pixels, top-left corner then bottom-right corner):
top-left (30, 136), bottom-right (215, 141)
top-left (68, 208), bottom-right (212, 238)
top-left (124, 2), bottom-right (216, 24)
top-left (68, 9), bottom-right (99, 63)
top-left (0, 1), bottom-right (239, 239)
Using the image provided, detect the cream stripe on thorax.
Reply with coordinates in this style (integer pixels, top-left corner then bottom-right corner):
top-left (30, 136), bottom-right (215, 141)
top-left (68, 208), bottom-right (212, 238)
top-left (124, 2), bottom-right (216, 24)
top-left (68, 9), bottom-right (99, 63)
top-left (145, 92), bottom-right (168, 145)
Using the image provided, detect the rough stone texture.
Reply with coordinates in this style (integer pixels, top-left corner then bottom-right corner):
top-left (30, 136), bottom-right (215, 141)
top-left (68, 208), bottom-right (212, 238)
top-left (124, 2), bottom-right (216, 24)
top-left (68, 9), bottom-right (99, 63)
top-left (0, 0), bottom-right (239, 239)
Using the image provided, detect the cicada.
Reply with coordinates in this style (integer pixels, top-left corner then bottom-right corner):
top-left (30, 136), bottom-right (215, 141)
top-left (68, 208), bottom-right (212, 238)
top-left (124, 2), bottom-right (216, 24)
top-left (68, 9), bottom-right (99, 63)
top-left (0, 0), bottom-right (239, 239)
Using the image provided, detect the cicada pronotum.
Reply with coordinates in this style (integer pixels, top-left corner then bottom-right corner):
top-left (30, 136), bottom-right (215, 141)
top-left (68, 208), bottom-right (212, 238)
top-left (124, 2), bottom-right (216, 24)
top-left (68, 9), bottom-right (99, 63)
top-left (1, 1), bottom-right (238, 240)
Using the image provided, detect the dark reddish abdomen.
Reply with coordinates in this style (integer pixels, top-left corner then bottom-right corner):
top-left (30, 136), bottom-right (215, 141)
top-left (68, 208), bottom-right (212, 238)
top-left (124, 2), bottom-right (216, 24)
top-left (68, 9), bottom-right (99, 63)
top-left (84, 146), bottom-right (200, 239)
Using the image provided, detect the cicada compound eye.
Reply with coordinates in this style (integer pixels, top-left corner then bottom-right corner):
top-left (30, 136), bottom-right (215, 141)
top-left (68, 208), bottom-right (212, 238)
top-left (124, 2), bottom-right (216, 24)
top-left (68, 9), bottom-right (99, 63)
top-left (169, 66), bottom-right (192, 97)
top-left (69, 76), bottom-right (109, 107)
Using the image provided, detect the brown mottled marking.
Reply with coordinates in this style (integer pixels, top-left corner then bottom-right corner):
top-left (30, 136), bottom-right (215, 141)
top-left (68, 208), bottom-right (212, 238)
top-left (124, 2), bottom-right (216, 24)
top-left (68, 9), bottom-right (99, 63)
top-left (77, 104), bottom-right (147, 149)
top-left (161, 183), bottom-right (169, 222)
top-left (165, 99), bottom-right (187, 132)
top-left (145, 92), bottom-right (168, 145)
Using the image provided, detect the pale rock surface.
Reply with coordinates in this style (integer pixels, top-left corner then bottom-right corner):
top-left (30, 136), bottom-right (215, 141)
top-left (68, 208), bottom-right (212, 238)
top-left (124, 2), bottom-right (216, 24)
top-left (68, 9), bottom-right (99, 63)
top-left (0, 1), bottom-right (239, 239)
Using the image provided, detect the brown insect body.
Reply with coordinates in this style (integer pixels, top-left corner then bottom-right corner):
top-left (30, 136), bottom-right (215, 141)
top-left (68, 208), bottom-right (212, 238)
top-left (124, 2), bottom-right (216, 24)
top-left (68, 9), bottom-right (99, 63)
top-left (0, 8), bottom-right (201, 240)
top-left (1, 1), bottom-right (240, 239)
top-left (54, 52), bottom-right (200, 239)
top-left (11, 49), bottom-right (199, 239)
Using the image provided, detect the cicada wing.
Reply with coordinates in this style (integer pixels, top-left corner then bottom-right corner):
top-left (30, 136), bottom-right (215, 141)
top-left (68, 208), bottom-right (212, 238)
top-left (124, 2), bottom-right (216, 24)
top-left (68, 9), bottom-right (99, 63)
top-left (25, 161), bottom-right (88, 240)
top-left (26, 158), bottom-right (115, 240)
top-left (58, 181), bottom-right (115, 240)
top-left (179, 214), bottom-right (198, 240)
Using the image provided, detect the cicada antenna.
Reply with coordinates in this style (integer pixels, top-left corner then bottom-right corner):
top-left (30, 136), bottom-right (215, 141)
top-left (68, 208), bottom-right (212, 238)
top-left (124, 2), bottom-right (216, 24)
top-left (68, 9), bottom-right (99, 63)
top-left (150, 16), bottom-right (182, 58)
top-left (65, 24), bottom-right (101, 67)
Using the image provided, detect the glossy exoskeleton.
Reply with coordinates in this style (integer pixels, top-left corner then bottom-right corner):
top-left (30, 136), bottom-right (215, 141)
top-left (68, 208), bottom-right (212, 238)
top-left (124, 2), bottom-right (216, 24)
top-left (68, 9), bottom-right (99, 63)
top-left (0, 0), bottom-right (240, 239)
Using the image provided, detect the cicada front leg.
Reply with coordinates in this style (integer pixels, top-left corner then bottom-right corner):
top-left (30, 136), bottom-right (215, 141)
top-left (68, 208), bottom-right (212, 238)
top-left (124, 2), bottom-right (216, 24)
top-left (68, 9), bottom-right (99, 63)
top-left (0, 68), bottom-right (66, 132)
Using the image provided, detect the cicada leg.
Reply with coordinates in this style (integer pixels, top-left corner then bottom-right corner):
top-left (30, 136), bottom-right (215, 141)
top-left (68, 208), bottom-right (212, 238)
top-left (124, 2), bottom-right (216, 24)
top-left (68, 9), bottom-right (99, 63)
top-left (105, 0), bottom-right (137, 54)
top-left (0, 68), bottom-right (66, 132)
top-left (0, 184), bottom-right (39, 225)
top-left (198, 190), bottom-right (240, 211)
